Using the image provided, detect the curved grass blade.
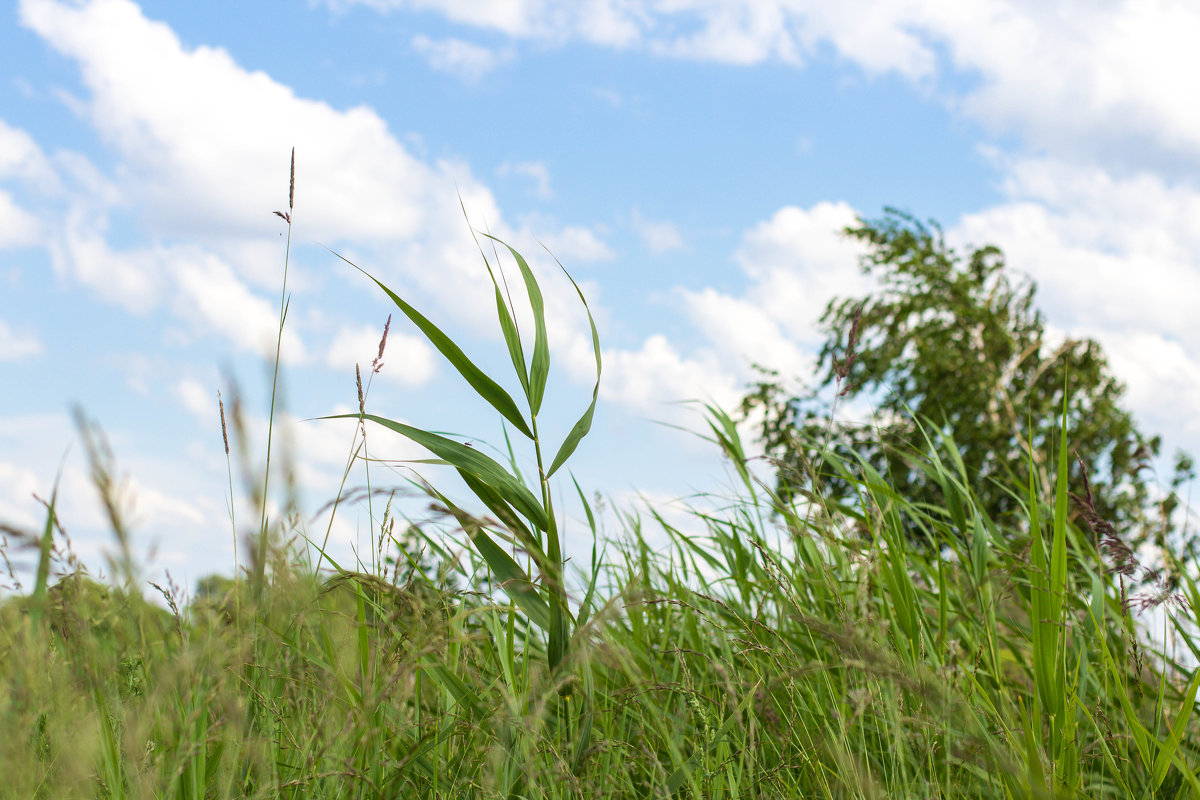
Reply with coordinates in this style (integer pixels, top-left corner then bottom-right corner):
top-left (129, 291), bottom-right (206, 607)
top-left (484, 234), bottom-right (550, 416)
top-left (29, 475), bottom-right (61, 630)
top-left (546, 257), bottom-right (602, 478)
top-left (324, 246), bottom-right (533, 439)
top-left (320, 412), bottom-right (548, 531)
top-left (431, 489), bottom-right (553, 632)
top-left (1152, 668), bottom-right (1200, 789)
top-left (456, 468), bottom-right (555, 578)
top-left (461, 201), bottom-right (531, 402)
top-left (571, 475), bottom-right (604, 631)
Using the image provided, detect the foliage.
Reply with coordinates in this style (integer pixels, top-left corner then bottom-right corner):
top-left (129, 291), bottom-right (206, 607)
top-left (5, 404), bottom-right (1200, 798)
top-left (741, 207), bottom-right (1193, 550)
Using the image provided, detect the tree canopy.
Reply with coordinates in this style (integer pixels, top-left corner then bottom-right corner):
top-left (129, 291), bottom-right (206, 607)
top-left (740, 208), bottom-right (1193, 549)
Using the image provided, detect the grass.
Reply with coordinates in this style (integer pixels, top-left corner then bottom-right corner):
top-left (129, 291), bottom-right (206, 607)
top-left (2, 159), bottom-right (1200, 798)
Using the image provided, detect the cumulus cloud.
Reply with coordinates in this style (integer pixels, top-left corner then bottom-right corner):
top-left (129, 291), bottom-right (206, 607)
top-left (19, 0), bottom-right (499, 243)
top-left (601, 334), bottom-right (739, 416)
top-left (498, 160), bottom-right (553, 199)
top-left (0, 320), bottom-right (42, 361)
top-left (0, 191), bottom-right (41, 247)
top-left (0, 118), bottom-right (57, 189)
top-left (952, 156), bottom-right (1200, 348)
top-left (322, 0), bottom-right (1200, 174)
top-left (584, 202), bottom-right (869, 423)
top-left (926, 1), bottom-right (1200, 170)
top-left (411, 34), bottom-right (513, 81)
top-left (172, 252), bottom-right (306, 362)
top-left (17, 0), bottom-right (622, 365)
top-left (173, 378), bottom-right (213, 419)
top-left (534, 224), bottom-right (614, 263)
top-left (727, 202), bottom-right (871, 349)
top-left (630, 208), bottom-right (682, 254)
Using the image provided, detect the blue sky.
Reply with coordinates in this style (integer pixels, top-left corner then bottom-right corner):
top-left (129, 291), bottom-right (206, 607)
top-left (3, 0), bottom-right (1199, 591)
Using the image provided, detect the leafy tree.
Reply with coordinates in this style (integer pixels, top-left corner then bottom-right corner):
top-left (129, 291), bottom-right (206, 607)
top-left (741, 208), bottom-right (1191, 549)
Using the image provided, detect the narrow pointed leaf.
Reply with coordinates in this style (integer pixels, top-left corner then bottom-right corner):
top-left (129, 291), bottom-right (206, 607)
top-left (492, 282), bottom-right (530, 397)
top-left (321, 412), bottom-right (547, 530)
top-left (573, 475), bottom-right (602, 630)
top-left (547, 261), bottom-right (602, 478)
top-left (435, 496), bottom-right (553, 632)
top-left (456, 468), bottom-right (552, 576)
top-left (463, 200), bottom-right (530, 399)
top-left (486, 235), bottom-right (550, 415)
top-left (1152, 669), bottom-right (1200, 788)
top-left (326, 247), bottom-right (533, 439)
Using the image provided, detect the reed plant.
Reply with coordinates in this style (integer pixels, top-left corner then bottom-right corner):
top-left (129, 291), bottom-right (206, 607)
top-left (1, 156), bottom-right (1199, 798)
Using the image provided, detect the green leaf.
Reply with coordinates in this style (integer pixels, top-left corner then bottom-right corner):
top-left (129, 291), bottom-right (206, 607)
top-left (484, 235), bottom-right (550, 416)
top-left (492, 281), bottom-right (531, 399)
top-left (321, 413), bottom-right (548, 531)
top-left (1047, 394), bottom-right (1071, 722)
top-left (421, 663), bottom-right (486, 718)
top-left (456, 468), bottom-right (552, 576)
top-left (1152, 669), bottom-right (1200, 788)
top-left (434, 494), bottom-right (553, 632)
top-left (547, 259), bottom-right (602, 478)
top-left (29, 476), bottom-right (60, 629)
top-left (572, 475), bottom-right (602, 631)
top-left (325, 247), bottom-right (533, 439)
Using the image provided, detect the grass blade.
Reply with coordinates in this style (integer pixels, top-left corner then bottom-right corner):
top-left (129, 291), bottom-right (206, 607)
top-left (326, 247), bottom-right (534, 439)
top-left (484, 235), bottom-right (550, 416)
top-left (321, 412), bottom-right (548, 531)
top-left (546, 258), bottom-right (601, 478)
top-left (1152, 668), bottom-right (1200, 789)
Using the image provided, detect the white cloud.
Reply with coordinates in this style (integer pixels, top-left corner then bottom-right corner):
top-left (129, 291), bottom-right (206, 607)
top-left (18, 0), bottom-right (501, 244)
top-left (50, 209), bottom-right (165, 313)
top-left (173, 378), bottom-right (213, 419)
top-left (680, 287), bottom-right (814, 379)
top-left (324, 324), bottom-right (437, 387)
top-left (326, 0), bottom-right (644, 47)
top-left (323, 1), bottom-right (1200, 173)
top-left (411, 34), bottom-right (513, 81)
top-left (534, 224), bottom-right (614, 263)
top-left (952, 156), bottom-right (1200, 347)
top-left (172, 250), bottom-right (306, 363)
top-left (729, 201), bottom-right (872, 348)
top-left (323, 0), bottom-right (929, 70)
top-left (0, 118), bottom-right (57, 189)
top-left (630, 208), bottom-right (682, 254)
top-left (0, 319), bottom-right (43, 362)
top-left (581, 202), bottom-right (868, 424)
top-left (601, 333), bottom-right (740, 418)
top-left (1096, 330), bottom-right (1200, 439)
top-left (925, 1), bottom-right (1200, 169)
top-left (17, 0), bottom-right (615, 364)
top-left (0, 191), bottom-right (41, 247)
top-left (498, 160), bottom-right (553, 199)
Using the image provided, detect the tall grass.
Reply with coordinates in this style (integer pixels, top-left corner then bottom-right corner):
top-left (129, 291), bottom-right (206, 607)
top-left (2, 157), bottom-right (1199, 798)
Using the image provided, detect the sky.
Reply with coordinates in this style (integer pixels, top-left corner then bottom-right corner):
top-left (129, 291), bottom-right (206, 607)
top-left (2, 0), bottom-right (1200, 593)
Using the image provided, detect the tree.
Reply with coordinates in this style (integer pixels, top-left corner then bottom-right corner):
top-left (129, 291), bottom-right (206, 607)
top-left (741, 208), bottom-right (1191, 548)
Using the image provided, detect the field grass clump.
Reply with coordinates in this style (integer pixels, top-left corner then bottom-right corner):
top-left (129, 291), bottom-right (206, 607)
top-left (3, 162), bottom-right (1199, 798)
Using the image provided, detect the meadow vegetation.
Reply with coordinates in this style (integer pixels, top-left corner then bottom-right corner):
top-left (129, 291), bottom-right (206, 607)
top-left (2, 158), bottom-right (1199, 798)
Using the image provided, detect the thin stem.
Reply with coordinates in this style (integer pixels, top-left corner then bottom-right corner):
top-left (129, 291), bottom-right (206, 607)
top-left (257, 151), bottom-right (295, 597)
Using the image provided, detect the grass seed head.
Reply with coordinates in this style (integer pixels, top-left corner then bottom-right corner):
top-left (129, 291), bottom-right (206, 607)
top-left (372, 314), bottom-right (391, 374)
